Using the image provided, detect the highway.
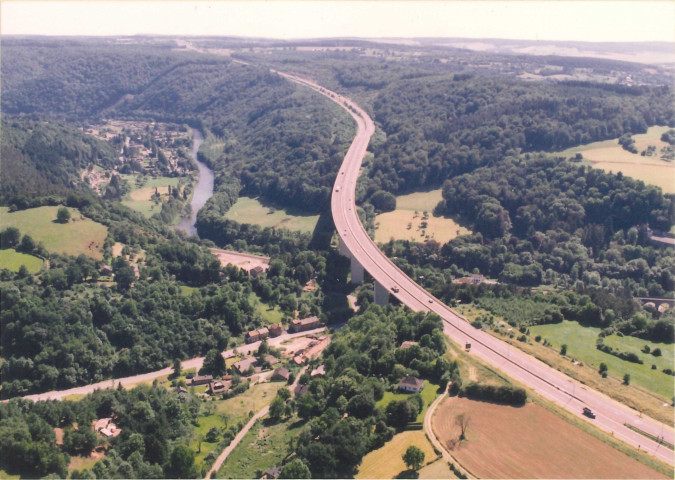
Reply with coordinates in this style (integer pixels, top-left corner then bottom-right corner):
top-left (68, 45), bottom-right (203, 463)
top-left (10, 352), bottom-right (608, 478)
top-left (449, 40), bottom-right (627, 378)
top-left (278, 71), bottom-right (675, 466)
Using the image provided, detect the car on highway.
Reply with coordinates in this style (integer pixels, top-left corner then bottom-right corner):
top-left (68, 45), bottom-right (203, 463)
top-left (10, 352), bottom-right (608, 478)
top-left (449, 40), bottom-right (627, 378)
top-left (391, 286), bottom-right (400, 293)
top-left (583, 407), bottom-right (596, 419)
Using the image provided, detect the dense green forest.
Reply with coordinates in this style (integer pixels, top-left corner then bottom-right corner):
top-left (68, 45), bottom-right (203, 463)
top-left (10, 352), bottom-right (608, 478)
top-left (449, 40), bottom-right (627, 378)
top-left (1, 386), bottom-right (201, 478)
top-left (1, 120), bottom-right (119, 207)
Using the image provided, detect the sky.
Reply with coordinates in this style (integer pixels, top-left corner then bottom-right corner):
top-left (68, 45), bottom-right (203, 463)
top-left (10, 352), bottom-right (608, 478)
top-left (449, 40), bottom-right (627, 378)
top-left (2, 1), bottom-right (674, 43)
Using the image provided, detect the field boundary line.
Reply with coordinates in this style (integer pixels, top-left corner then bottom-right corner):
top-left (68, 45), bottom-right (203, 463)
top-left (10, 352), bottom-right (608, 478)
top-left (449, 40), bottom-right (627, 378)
top-left (424, 388), bottom-right (474, 479)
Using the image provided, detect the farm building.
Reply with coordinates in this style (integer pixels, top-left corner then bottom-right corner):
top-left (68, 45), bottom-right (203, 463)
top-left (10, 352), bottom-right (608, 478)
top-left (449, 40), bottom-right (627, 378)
top-left (264, 354), bottom-right (280, 366)
top-left (233, 357), bottom-right (258, 375)
top-left (269, 323), bottom-right (284, 337)
top-left (271, 367), bottom-right (290, 382)
top-left (398, 376), bottom-right (424, 393)
top-left (189, 375), bottom-right (213, 386)
top-left (289, 316), bottom-right (321, 333)
top-left (207, 381), bottom-right (227, 395)
top-left (245, 327), bottom-right (269, 344)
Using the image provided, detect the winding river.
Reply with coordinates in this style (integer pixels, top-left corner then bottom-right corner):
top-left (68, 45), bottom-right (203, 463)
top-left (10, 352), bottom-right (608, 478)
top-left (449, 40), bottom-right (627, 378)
top-left (177, 128), bottom-right (214, 235)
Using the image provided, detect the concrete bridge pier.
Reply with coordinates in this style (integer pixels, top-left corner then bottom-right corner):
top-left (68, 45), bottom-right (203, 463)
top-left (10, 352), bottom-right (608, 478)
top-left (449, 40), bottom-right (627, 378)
top-left (374, 280), bottom-right (390, 306)
top-left (350, 257), bottom-right (364, 284)
top-left (338, 236), bottom-right (351, 258)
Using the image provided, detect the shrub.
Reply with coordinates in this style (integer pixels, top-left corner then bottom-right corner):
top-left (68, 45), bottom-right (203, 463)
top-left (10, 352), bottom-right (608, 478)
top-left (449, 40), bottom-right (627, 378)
top-left (460, 382), bottom-right (527, 406)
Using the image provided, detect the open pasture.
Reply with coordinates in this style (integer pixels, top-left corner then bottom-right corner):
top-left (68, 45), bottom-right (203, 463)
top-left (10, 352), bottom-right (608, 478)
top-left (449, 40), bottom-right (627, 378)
top-left (0, 249), bottom-right (44, 273)
top-left (0, 206), bottom-right (107, 260)
top-left (225, 196), bottom-right (319, 234)
top-left (559, 126), bottom-right (675, 193)
top-left (529, 321), bottom-right (674, 400)
top-left (355, 429), bottom-right (437, 479)
top-left (433, 396), bottom-right (667, 479)
top-left (374, 189), bottom-right (471, 244)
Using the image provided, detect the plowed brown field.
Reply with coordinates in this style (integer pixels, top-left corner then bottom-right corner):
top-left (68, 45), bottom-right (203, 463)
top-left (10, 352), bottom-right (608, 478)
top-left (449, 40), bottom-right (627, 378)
top-left (433, 397), bottom-right (666, 479)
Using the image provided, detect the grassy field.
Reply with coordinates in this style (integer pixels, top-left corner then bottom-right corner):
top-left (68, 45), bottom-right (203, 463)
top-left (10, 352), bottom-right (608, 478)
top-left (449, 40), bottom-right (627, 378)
top-left (374, 190), bottom-right (471, 244)
top-left (0, 206), bottom-right (107, 260)
top-left (249, 292), bottom-right (285, 324)
top-left (434, 397), bottom-right (667, 479)
top-left (457, 302), bottom-right (674, 423)
top-left (558, 126), bottom-right (675, 194)
top-left (190, 382), bottom-right (283, 470)
top-left (68, 454), bottom-right (102, 474)
top-left (121, 175), bottom-right (181, 218)
top-left (529, 321), bottom-right (674, 399)
top-left (356, 430), bottom-right (438, 479)
top-left (225, 197), bottom-right (319, 234)
top-left (418, 459), bottom-right (456, 479)
top-left (376, 381), bottom-right (440, 423)
top-left (0, 470), bottom-right (21, 479)
top-left (0, 249), bottom-right (44, 273)
top-left (217, 416), bottom-right (306, 478)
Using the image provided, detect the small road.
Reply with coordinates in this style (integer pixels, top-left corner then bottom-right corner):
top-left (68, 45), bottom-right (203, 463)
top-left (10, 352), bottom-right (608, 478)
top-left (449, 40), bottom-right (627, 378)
top-left (207, 365), bottom-right (308, 478)
top-left (207, 405), bottom-right (271, 478)
top-left (23, 328), bottom-right (326, 402)
top-left (278, 71), bottom-right (674, 466)
top-left (423, 388), bottom-right (473, 479)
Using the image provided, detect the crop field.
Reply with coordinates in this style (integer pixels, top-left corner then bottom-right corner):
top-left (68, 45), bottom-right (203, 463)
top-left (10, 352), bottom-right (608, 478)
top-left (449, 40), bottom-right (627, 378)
top-left (355, 430), bottom-right (437, 479)
top-left (376, 381), bottom-right (440, 422)
top-left (0, 206), bottom-right (107, 260)
top-left (433, 397), bottom-right (666, 479)
top-left (374, 189), bottom-right (471, 244)
top-left (225, 197), bottom-right (319, 234)
top-left (528, 321), bottom-right (674, 399)
top-left (0, 249), bottom-right (44, 273)
top-left (559, 126), bottom-right (675, 193)
top-left (217, 416), bottom-right (306, 478)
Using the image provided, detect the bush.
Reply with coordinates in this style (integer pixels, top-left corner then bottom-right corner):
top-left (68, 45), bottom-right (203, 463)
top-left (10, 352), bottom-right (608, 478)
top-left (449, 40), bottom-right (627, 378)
top-left (652, 348), bottom-right (662, 357)
top-left (460, 382), bottom-right (527, 406)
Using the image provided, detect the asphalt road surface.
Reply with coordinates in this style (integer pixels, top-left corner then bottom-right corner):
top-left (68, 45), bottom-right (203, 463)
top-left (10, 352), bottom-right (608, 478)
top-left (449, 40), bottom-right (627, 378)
top-left (278, 71), bottom-right (674, 466)
top-left (23, 328), bottom-right (325, 402)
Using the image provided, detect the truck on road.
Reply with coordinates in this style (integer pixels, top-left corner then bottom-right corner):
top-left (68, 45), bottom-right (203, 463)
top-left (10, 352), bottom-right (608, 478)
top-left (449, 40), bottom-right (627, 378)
top-left (583, 407), bottom-right (596, 419)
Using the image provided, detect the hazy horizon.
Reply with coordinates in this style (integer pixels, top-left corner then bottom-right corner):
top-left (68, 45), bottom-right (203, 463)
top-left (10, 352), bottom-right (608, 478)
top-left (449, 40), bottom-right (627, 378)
top-left (2, 1), bottom-right (674, 43)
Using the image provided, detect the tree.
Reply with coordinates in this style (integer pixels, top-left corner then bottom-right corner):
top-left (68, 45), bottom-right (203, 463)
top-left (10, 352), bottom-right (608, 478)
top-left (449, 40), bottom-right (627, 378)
top-left (560, 344), bottom-right (568, 355)
top-left (279, 458), bottom-right (311, 479)
top-left (599, 362), bottom-right (608, 378)
top-left (172, 358), bottom-right (182, 379)
top-left (370, 190), bottom-right (397, 212)
top-left (165, 445), bottom-right (197, 478)
top-left (623, 374), bottom-right (631, 385)
top-left (56, 207), bottom-right (71, 223)
top-left (202, 349), bottom-right (227, 377)
top-left (269, 396), bottom-right (285, 421)
top-left (1, 227), bottom-right (21, 248)
top-left (455, 413), bottom-right (470, 440)
top-left (19, 234), bottom-right (36, 253)
top-left (402, 445), bottom-right (425, 471)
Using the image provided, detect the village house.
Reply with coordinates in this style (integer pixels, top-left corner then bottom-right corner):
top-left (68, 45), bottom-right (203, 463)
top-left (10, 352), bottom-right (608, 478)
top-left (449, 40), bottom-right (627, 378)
top-left (250, 265), bottom-right (266, 278)
top-left (400, 341), bottom-right (419, 349)
top-left (263, 467), bottom-right (280, 479)
top-left (263, 354), bottom-right (280, 366)
top-left (271, 367), bottom-right (290, 382)
top-left (289, 316), bottom-right (321, 333)
top-left (93, 418), bottom-right (121, 438)
top-left (294, 384), bottom-right (309, 397)
top-left (452, 274), bottom-right (495, 285)
top-left (310, 365), bottom-right (326, 378)
top-left (207, 381), bottom-right (227, 395)
top-left (233, 357), bottom-right (258, 375)
top-left (189, 375), bottom-right (213, 386)
top-left (100, 265), bottom-right (113, 276)
top-left (245, 327), bottom-right (269, 344)
top-left (398, 376), bottom-right (425, 393)
top-left (269, 323), bottom-right (284, 337)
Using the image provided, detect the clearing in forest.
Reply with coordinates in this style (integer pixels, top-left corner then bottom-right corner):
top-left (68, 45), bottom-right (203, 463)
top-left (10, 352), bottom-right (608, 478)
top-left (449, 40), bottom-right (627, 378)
top-left (356, 429), bottom-right (437, 479)
top-left (225, 196), bottom-right (319, 233)
top-left (0, 249), bottom-right (44, 273)
top-left (374, 189), bottom-right (470, 244)
top-left (433, 397), bottom-right (667, 479)
top-left (0, 206), bottom-right (107, 260)
top-left (559, 126), bottom-right (675, 194)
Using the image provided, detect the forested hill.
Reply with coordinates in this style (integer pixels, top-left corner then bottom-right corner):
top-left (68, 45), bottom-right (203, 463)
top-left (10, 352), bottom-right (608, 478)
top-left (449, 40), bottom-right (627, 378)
top-left (1, 38), bottom-right (201, 119)
top-left (0, 119), bottom-right (118, 207)
top-left (365, 76), bottom-right (675, 193)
